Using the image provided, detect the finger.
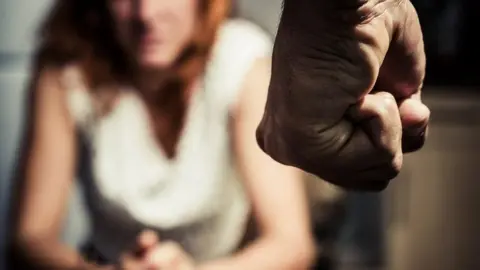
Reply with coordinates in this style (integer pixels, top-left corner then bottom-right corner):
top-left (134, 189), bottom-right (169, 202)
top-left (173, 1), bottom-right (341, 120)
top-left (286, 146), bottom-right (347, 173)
top-left (398, 97), bottom-right (430, 152)
top-left (145, 242), bottom-right (190, 269)
top-left (400, 98), bottom-right (429, 126)
top-left (348, 92), bottom-right (402, 152)
top-left (402, 125), bottom-right (428, 153)
top-left (322, 119), bottom-right (403, 191)
top-left (399, 97), bottom-right (429, 131)
top-left (135, 230), bottom-right (159, 256)
top-left (138, 230), bottom-right (159, 248)
top-left (119, 252), bottom-right (147, 270)
top-left (295, 92), bottom-right (403, 189)
top-left (376, 0), bottom-right (426, 99)
top-left (339, 160), bottom-right (403, 192)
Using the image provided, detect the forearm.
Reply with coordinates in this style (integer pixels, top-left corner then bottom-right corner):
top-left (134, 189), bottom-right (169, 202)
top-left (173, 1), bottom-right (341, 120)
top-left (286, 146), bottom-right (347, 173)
top-left (197, 236), bottom-right (315, 270)
top-left (10, 237), bottom-right (107, 270)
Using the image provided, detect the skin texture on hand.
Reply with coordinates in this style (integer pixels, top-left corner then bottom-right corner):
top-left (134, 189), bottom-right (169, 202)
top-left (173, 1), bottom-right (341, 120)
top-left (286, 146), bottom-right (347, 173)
top-left (257, 0), bottom-right (429, 191)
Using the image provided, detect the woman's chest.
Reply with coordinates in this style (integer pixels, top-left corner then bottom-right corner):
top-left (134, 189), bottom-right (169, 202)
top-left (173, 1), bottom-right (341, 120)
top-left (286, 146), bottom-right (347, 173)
top-left (81, 92), bottom-right (237, 227)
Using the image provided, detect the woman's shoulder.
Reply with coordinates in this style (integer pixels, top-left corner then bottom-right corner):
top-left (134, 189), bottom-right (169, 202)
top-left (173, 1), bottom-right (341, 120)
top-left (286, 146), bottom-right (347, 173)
top-left (214, 19), bottom-right (273, 57)
top-left (204, 19), bottom-right (273, 108)
top-left (50, 63), bottom-right (95, 128)
top-left (217, 19), bottom-right (272, 39)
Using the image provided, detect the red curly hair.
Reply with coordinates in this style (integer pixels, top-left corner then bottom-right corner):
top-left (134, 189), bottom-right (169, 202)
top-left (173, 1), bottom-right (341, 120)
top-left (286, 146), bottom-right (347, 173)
top-left (33, 0), bottom-right (231, 157)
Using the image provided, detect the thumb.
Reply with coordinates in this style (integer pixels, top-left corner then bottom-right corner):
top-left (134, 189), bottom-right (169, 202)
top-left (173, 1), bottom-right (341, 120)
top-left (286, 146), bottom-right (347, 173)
top-left (135, 230), bottom-right (159, 256)
top-left (398, 98), bottom-right (430, 153)
top-left (398, 98), bottom-right (430, 134)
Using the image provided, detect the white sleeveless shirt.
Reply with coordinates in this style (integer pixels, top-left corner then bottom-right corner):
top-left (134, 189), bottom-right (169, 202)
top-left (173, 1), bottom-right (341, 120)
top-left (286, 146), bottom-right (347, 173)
top-left (63, 19), bottom-right (273, 262)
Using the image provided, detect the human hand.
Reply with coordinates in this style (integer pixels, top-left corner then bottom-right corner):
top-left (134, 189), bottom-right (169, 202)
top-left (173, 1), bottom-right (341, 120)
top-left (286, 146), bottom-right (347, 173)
top-left (117, 230), bottom-right (194, 270)
top-left (256, 0), bottom-right (429, 191)
top-left (116, 230), bottom-right (159, 269)
top-left (144, 240), bottom-right (195, 270)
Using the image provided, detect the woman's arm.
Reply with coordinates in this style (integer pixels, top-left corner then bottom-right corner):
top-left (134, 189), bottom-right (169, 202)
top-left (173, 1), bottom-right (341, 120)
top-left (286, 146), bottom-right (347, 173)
top-left (8, 67), bottom-right (97, 269)
top-left (198, 57), bottom-right (316, 270)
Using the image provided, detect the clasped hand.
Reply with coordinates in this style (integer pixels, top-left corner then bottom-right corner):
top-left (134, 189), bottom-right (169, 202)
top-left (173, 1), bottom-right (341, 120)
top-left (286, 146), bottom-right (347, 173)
top-left (114, 230), bottom-right (195, 270)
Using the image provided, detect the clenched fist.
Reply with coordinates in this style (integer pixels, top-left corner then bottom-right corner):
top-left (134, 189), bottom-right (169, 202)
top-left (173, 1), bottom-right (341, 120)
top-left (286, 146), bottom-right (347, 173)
top-left (257, 0), bottom-right (430, 191)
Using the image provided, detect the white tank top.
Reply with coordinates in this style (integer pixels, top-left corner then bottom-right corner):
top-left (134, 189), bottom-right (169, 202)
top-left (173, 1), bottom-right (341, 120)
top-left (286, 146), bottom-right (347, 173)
top-left (63, 19), bottom-right (273, 262)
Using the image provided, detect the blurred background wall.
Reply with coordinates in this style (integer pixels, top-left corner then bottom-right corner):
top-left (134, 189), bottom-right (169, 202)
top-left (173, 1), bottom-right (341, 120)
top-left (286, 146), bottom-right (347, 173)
top-left (0, 1), bottom-right (54, 268)
top-left (0, 1), bottom-right (91, 269)
top-left (1, 1), bottom-right (479, 270)
top-left (385, 90), bottom-right (480, 270)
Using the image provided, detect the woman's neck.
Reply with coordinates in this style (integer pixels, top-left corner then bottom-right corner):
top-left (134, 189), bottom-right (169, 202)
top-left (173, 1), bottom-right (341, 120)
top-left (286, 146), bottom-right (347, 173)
top-left (130, 67), bottom-right (200, 159)
top-left (134, 67), bottom-right (169, 94)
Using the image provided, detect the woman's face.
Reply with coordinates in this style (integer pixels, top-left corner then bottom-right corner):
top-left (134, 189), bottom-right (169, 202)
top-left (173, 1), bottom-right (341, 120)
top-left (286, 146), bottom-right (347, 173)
top-left (109, 0), bottom-right (198, 69)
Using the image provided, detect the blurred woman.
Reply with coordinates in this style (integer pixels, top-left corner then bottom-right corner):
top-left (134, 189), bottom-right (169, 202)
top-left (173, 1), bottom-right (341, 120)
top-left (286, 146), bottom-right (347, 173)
top-left (9, 0), bottom-right (315, 269)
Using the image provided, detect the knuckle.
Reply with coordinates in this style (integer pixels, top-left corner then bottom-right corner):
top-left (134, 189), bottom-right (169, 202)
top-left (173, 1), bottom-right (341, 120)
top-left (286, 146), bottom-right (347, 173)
top-left (376, 142), bottom-right (398, 161)
top-left (376, 92), bottom-right (397, 115)
top-left (391, 153), bottom-right (403, 174)
top-left (365, 150), bottom-right (402, 182)
top-left (381, 144), bottom-right (403, 165)
top-left (378, 128), bottom-right (402, 154)
top-left (381, 155), bottom-right (402, 180)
